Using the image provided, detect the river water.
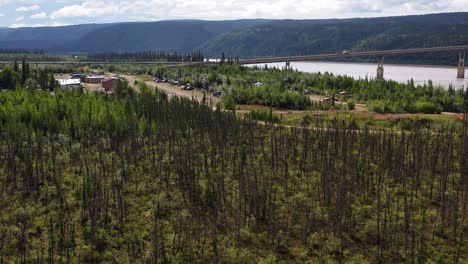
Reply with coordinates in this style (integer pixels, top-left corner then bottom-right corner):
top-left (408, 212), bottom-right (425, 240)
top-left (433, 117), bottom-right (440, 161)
top-left (252, 61), bottom-right (467, 89)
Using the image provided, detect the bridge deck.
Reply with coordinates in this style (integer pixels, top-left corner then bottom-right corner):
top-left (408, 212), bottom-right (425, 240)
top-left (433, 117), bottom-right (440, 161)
top-left (238, 45), bottom-right (468, 65)
top-left (0, 45), bottom-right (466, 66)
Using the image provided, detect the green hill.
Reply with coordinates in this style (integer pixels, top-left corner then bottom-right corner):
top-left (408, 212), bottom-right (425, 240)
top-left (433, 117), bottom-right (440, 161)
top-left (198, 13), bottom-right (468, 65)
top-left (0, 13), bottom-right (468, 65)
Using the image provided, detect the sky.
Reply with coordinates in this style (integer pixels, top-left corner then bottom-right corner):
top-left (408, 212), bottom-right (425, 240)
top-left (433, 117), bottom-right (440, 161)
top-left (0, 0), bottom-right (467, 28)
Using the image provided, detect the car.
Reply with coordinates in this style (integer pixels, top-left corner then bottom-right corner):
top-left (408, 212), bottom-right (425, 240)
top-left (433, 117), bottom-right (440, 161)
top-left (181, 85), bottom-right (193, 90)
top-left (71, 73), bottom-right (81, 79)
top-left (341, 50), bottom-right (351, 55)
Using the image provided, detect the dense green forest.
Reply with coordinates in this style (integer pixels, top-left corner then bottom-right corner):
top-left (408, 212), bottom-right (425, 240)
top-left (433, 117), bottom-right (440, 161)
top-left (0, 49), bottom-right (205, 63)
top-left (0, 76), bottom-right (466, 262)
top-left (87, 51), bottom-right (205, 63)
top-left (155, 64), bottom-right (468, 113)
top-left (0, 49), bottom-right (71, 63)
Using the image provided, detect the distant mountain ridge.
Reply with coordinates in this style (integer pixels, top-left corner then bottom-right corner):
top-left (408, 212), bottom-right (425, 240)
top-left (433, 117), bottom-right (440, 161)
top-left (0, 20), bottom-right (270, 53)
top-left (1, 13), bottom-right (468, 65)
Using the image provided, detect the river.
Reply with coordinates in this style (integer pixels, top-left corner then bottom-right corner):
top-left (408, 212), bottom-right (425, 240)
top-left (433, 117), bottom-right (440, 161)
top-left (251, 61), bottom-right (467, 89)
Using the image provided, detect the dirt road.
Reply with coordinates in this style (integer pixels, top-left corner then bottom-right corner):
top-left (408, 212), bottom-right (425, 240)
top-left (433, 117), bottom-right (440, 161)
top-left (122, 75), bottom-right (221, 106)
top-left (121, 75), bottom-right (462, 122)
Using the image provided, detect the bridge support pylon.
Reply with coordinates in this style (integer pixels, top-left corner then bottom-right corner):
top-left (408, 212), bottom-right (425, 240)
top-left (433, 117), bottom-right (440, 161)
top-left (457, 51), bottom-right (465, 79)
top-left (376, 56), bottom-right (384, 80)
top-left (285, 61), bottom-right (291, 70)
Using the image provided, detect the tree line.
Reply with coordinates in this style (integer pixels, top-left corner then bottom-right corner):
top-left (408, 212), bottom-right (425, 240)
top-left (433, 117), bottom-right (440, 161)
top-left (87, 51), bottom-right (205, 63)
top-left (0, 60), bottom-right (58, 91)
top-left (0, 48), bottom-right (47, 54)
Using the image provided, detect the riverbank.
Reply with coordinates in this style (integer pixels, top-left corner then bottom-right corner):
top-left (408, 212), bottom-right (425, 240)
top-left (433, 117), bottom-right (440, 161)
top-left (251, 61), bottom-right (467, 89)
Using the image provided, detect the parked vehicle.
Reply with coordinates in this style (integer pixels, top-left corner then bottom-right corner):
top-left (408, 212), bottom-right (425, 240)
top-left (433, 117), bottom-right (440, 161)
top-left (71, 73), bottom-right (81, 79)
top-left (180, 84), bottom-right (194, 90)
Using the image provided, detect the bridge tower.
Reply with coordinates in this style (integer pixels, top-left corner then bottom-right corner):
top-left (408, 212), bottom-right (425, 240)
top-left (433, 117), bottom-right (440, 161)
top-left (285, 61), bottom-right (291, 70)
top-left (376, 56), bottom-right (384, 80)
top-left (458, 51), bottom-right (465, 79)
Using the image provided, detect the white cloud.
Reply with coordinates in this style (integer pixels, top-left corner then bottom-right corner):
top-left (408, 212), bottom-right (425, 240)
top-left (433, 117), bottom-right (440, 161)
top-left (16, 16), bottom-right (24, 21)
top-left (16, 4), bottom-right (40, 12)
top-left (48, 0), bottom-right (468, 21)
top-left (0, 14), bottom-right (4, 17)
top-left (51, 1), bottom-right (122, 18)
top-left (0, 0), bottom-right (10, 7)
top-left (30, 12), bottom-right (48, 19)
top-left (9, 21), bottom-right (67, 28)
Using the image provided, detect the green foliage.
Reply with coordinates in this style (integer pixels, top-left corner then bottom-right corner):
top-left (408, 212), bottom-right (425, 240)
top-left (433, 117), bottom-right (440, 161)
top-left (0, 62), bottom-right (58, 91)
top-left (0, 74), bottom-right (466, 263)
top-left (157, 64), bottom-right (466, 113)
top-left (0, 67), bottom-right (20, 90)
top-left (368, 100), bottom-right (395, 114)
top-left (87, 50), bottom-right (204, 62)
top-left (249, 109), bottom-right (281, 123)
top-left (410, 100), bottom-right (443, 114)
top-left (113, 77), bottom-right (135, 99)
top-left (223, 94), bottom-right (237, 111)
top-left (347, 99), bottom-right (356, 110)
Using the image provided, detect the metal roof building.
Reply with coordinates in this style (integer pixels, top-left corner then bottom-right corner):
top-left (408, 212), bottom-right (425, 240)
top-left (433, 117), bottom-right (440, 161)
top-left (57, 79), bottom-right (82, 89)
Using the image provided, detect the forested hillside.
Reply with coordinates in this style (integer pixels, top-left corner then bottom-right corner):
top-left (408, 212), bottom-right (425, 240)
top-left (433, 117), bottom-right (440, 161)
top-left (198, 13), bottom-right (468, 65)
top-left (0, 20), bottom-right (269, 53)
top-left (1, 13), bottom-right (468, 65)
top-left (0, 71), bottom-right (466, 262)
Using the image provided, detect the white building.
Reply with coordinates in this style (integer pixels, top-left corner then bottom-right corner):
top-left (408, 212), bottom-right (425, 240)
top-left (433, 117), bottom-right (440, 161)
top-left (57, 79), bottom-right (82, 90)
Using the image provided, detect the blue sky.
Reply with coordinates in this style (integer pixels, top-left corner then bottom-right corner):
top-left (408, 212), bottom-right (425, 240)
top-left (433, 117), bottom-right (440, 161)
top-left (0, 0), bottom-right (467, 28)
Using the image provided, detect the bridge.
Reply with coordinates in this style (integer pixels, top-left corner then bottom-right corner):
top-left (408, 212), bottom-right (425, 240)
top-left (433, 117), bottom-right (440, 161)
top-left (237, 45), bottom-right (468, 80)
top-left (1, 45), bottom-right (466, 80)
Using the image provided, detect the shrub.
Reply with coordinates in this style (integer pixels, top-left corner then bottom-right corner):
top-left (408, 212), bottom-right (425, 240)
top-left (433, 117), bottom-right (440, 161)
top-left (249, 109), bottom-right (281, 123)
top-left (347, 99), bottom-right (356, 110)
top-left (223, 95), bottom-right (237, 111)
top-left (368, 100), bottom-right (394, 114)
top-left (410, 100), bottom-right (443, 114)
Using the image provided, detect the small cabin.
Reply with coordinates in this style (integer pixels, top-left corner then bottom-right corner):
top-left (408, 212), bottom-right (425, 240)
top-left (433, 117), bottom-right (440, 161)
top-left (85, 75), bottom-right (107, 83)
top-left (339, 91), bottom-right (350, 101)
top-left (101, 77), bottom-right (115, 92)
top-left (322, 97), bottom-right (338, 105)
